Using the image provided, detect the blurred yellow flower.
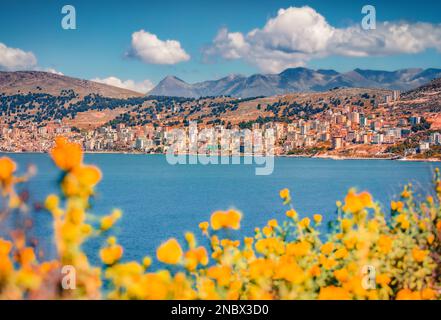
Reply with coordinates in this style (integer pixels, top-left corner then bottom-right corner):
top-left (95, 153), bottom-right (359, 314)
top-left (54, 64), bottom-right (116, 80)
top-left (412, 248), bottom-right (428, 262)
top-left (210, 209), bottom-right (242, 230)
top-left (279, 188), bottom-right (290, 200)
top-left (50, 137), bottom-right (83, 171)
top-left (343, 190), bottom-right (373, 213)
top-left (100, 244), bottom-right (123, 265)
top-left (157, 238), bottom-right (183, 265)
top-left (285, 209), bottom-right (297, 219)
top-left (44, 194), bottom-right (59, 211)
top-left (318, 286), bottom-right (350, 300)
top-left (198, 221), bottom-right (209, 233)
top-left (298, 217), bottom-right (310, 229)
top-left (0, 157), bottom-right (16, 182)
top-left (313, 214), bottom-right (322, 224)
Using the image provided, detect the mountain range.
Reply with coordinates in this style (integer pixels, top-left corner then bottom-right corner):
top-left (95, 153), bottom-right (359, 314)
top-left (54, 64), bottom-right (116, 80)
top-left (148, 67), bottom-right (441, 98)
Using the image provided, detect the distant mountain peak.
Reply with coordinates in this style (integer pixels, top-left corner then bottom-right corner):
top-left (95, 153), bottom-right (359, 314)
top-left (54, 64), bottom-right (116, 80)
top-left (147, 67), bottom-right (441, 98)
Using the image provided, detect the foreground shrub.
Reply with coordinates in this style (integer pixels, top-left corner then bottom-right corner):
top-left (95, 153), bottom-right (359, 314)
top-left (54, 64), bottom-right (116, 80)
top-left (0, 138), bottom-right (440, 299)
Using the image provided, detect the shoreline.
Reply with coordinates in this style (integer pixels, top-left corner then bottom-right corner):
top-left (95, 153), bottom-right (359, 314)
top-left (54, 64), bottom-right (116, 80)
top-left (1, 150), bottom-right (440, 162)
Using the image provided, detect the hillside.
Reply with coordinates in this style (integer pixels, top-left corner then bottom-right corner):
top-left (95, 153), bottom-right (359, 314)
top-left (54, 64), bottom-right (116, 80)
top-left (0, 71), bottom-right (143, 98)
top-left (148, 67), bottom-right (441, 98)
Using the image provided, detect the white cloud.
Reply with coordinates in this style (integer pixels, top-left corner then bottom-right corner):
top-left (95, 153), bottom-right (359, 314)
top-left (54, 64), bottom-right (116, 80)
top-left (127, 30), bottom-right (190, 65)
top-left (204, 6), bottom-right (441, 73)
top-left (0, 42), bottom-right (37, 71)
top-left (91, 76), bottom-right (154, 94)
top-left (43, 68), bottom-right (64, 75)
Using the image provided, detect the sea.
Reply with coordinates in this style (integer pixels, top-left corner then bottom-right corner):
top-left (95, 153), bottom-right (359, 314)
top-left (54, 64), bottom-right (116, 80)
top-left (2, 153), bottom-right (440, 264)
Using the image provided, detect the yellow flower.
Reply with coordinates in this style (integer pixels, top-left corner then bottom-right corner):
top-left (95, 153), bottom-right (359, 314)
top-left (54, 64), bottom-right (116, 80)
top-left (321, 242), bottom-right (334, 255)
top-left (286, 241), bottom-right (311, 257)
top-left (44, 194), bottom-right (59, 211)
top-left (279, 188), bottom-right (290, 200)
top-left (427, 234), bottom-right (435, 245)
top-left (50, 137), bottom-right (83, 171)
top-left (210, 209), bottom-right (242, 230)
top-left (142, 256), bottom-right (152, 269)
top-left (401, 188), bottom-right (411, 199)
top-left (156, 238), bottom-right (183, 265)
top-left (19, 247), bottom-right (36, 266)
top-left (343, 190), bottom-right (373, 213)
top-left (207, 265), bottom-right (231, 287)
top-left (285, 209), bottom-right (297, 219)
top-left (334, 247), bottom-right (348, 259)
top-left (185, 232), bottom-right (196, 249)
top-left (395, 214), bottom-right (410, 230)
top-left (340, 218), bottom-right (352, 231)
top-left (185, 246), bottom-right (208, 271)
top-left (318, 286), bottom-right (350, 300)
top-left (334, 268), bottom-right (349, 283)
top-left (100, 210), bottom-right (122, 231)
top-left (100, 244), bottom-right (123, 265)
top-left (268, 219), bottom-right (278, 228)
top-left (298, 217), bottom-right (310, 229)
top-left (198, 221), bottom-right (209, 233)
top-left (421, 288), bottom-right (437, 300)
top-left (391, 200), bottom-right (404, 212)
top-left (313, 214), bottom-right (322, 224)
top-left (378, 235), bottom-right (393, 254)
top-left (309, 265), bottom-right (321, 277)
top-left (71, 165), bottom-right (102, 187)
top-left (412, 248), bottom-right (428, 263)
top-left (0, 157), bottom-right (16, 182)
top-left (396, 288), bottom-right (420, 300)
top-left (376, 274), bottom-right (391, 286)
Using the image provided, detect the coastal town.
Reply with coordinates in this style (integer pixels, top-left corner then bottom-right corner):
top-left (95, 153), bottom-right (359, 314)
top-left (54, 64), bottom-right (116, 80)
top-left (1, 87), bottom-right (440, 160)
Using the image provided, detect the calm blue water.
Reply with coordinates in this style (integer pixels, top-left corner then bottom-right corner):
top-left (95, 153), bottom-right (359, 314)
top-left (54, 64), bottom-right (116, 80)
top-left (2, 153), bottom-right (440, 264)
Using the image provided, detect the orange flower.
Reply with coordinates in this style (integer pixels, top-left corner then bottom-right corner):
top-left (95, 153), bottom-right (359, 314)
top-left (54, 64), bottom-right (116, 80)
top-left (156, 238), bottom-right (183, 265)
top-left (210, 209), bottom-right (242, 230)
top-left (377, 235), bottom-right (393, 254)
top-left (279, 188), bottom-right (290, 200)
top-left (412, 248), bottom-right (428, 263)
top-left (198, 221), bottom-right (209, 233)
top-left (396, 288), bottom-right (420, 300)
top-left (0, 157), bottom-right (16, 182)
top-left (334, 247), bottom-right (348, 259)
top-left (318, 286), bottom-right (351, 300)
top-left (71, 165), bottom-right (101, 187)
top-left (334, 268), bottom-right (349, 283)
top-left (313, 214), bottom-right (322, 224)
top-left (421, 288), bottom-right (437, 300)
top-left (185, 246), bottom-right (208, 271)
top-left (268, 219), bottom-right (278, 228)
top-left (286, 241), bottom-right (311, 257)
top-left (391, 200), bottom-right (404, 212)
top-left (100, 244), bottom-right (123, 265)
top-left (50, 137), bottom-right (83, 171)
top-left (0, 239), bottom-right (13, 256)
top-left (100, 210), bottom-right (122, 231)
top-left (321, 242), bottom-right (334, 255)
top-left (395, 214), bottom-right (410, 230)
top-left (343, 190), bottom-right (373, 213)
top-left (298, 217), bottom-right (310, 229)
top-left (285, 209), bottom-right (297, 219)
top-left (309, 265), bottom-right (321, 277)
top-left (19, 247), bottom-right (36, 266)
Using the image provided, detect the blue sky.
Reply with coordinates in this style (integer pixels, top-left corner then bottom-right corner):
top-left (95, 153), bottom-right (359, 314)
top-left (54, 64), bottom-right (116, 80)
top-left (1, 0), bottom-right (441, 92)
